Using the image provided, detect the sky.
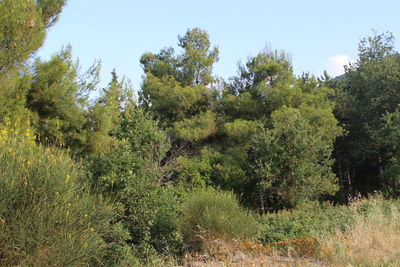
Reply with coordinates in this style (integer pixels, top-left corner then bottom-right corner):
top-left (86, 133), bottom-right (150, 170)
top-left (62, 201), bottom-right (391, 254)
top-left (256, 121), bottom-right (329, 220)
top-left (37, 0), bottom-right (400, 91)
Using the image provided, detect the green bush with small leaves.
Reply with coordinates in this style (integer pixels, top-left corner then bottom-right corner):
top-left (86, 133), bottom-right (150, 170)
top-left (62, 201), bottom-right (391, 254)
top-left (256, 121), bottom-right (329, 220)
top-left (0, 123), bottom-right (131, 266)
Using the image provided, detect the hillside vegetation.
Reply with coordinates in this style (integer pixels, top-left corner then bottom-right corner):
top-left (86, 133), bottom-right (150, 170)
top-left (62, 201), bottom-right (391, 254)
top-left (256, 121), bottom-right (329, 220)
top-left (1, 1), bottom-right (400, 266)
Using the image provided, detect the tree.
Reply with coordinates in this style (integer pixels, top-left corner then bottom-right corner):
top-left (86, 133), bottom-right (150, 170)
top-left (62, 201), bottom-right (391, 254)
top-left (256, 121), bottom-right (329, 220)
top-left (86, 69), bottom-right (133, 154)
top-left (0, 0), bottom-right (66, 124)
top-left (213, 49), bottom-right (341, 209)
top-left (374, 108), bottom-right (400, 196)
top-left (221, 48), bottom-right (294, 122)
top-left (250, 107), bottom-right (339, 211)
top-left (140, 28), bottom-right (219, 87)
top-left (334, 31), bottom-right (400, 193)
top-left (140, 28), bottom-right (218, 142)
top-left (0, 0), bottom-right (65, 74)
top-left (229, 48), bottom-right (293, 95)
top-left (178, 28), bottom-right (219, 86)
top-left (25, 46), bottom-right (100, 152)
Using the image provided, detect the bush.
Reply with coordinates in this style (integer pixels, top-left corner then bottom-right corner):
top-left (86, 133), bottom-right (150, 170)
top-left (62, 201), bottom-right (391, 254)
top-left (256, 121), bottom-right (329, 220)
top-left (120, 183), bottom-right (184, 258)
top-left (85, 107), bottom-right (184, 260)
top-left (258, 200), bottom-right (354, 244)
top-left (258, 195), bottom-right (400, 264)
top-left (181, 188), bottom-right (259, 249)
top-left (0, 123), bottom-right (122, 266)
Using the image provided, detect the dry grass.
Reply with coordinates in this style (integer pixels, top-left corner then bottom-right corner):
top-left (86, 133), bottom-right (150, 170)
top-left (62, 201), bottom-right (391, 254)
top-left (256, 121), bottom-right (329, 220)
top-left (181, 236), bottom-right (321, 267)
top-left (182, 196), bottom-right (400, 267)
top-left (317, 196), bottom-right (400, 266)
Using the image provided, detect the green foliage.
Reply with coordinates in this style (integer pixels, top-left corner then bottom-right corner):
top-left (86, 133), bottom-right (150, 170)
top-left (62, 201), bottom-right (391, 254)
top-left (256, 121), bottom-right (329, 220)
top-left (230, 48), bottom-right (293, 94)
top-left (85, 107), bottom-right (183, 258)
top-left (0, 122), bottom-right (125, 266)
top-left (373, 108), bottom-right (400, 196)
top-left (174, 155), bottom-right (214, 190)
top-left (26, 46), bottom-right (98, 151)
top-left (178, 28), bottom-right (219, 86)
top-left (172, 110), bottom-right (217, 142)
top-left (86, 69), bottom-right (133, 154)
top-left (0, 0), bottom-right (65, 124)
top-left (0, 0), bottom-right (65, 75)
top-left (35, 0), bottom-right (66, 28)
top-left (86, 107), bottom-right (169, 190)
top-left (141, 73), bottom-right (212, 125)
top-left (181, 188), bottom-right (260, 248)
top-left (223, 119), bottom-right (262, 142)
top-left (258, 201), bottom-right (353, 244)
top-left (0, 0), bottom-right (45, 74)
top-left (250, 106), bottom-right (339, 209)
top-left (218, 92), bottom-right (261, 121)
top-left (334, 31), bottom-right (400, 193)
top-left (215, 50), bottom-right (341, 211)
top-left (121, 183), bottom-right (184, 257)
top-left (140, 28), bottom-right (219, 87)
top-left (0, 66), bottom-right (32, 125)
top-left (140, 28), bottom-right (218, 135)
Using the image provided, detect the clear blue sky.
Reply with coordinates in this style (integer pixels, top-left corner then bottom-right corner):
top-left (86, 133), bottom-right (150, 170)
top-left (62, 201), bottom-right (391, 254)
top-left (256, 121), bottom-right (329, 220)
top-left (38, 0), bottom-right (400, 91)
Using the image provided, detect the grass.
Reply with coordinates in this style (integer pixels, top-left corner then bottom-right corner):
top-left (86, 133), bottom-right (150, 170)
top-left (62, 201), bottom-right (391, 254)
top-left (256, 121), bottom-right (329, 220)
top-left (317, 196), bottom-right (400, 266)
top-left (182, 196), bottom-right (400, 266)
top-left (181, 188), bottom-right (260, 250)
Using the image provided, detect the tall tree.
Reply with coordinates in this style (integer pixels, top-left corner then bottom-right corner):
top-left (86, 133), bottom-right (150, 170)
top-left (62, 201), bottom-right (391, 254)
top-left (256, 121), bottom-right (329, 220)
top-left (334, 31), bottom-right (400, 194)
top-left (26, 46), bottom-right (100, 152)
top-left (0, 0), bottom-right (65, 74)
top-left (86, 69), bottom-right (133, 154)
top-left (0, 0), bottom-right (66, 123)
top-left (140, 28), bottom-right (218, 142)
top-left (178, 28), bottom-right (219, 86)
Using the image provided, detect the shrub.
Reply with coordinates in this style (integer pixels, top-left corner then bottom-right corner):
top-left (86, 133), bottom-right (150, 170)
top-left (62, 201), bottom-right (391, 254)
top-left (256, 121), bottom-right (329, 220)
top-left (85, 107), bottom-right (184, 259)
top-left (120, 182), bottom-right (184, 258)
top-left (0, 123), bottom-right (121, 266)
top-left (258, 200), bottom-right (353, 244)
top-left (181, 188), bottom-right (259, 249)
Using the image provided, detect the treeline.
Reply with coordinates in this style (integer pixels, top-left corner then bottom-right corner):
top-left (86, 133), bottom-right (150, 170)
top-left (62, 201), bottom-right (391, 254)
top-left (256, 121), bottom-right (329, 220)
top-left (1, 0), bottom-right (400, 265)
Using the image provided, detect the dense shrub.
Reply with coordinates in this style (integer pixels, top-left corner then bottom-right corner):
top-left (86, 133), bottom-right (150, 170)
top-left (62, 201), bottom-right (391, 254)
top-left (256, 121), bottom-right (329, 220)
top-left (258, 196), bottom-right (400, 245)
top-left (0, 123), bottom-right (124, 266)
top-left (181, 188), bottom-right (259, 249)
top-left (85, 107), bottom-right (184, 259)
top-left (258, 200), bottom-right (354, 244)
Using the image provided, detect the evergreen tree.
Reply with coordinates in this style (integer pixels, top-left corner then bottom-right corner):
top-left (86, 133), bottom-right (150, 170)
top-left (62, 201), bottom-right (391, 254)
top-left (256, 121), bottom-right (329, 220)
top-left (86, 69), bottom-right (133, 154)
top-left (334, 31), bottom-right (400, 194)
top-left (0, 0), bottom-right (66, 122)
top-left (140, 28), bottom-right (218, 143)
top-left (0, 0), bottom-right (65, 74)
top-left (26, 46), bottom-right (99, 151)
